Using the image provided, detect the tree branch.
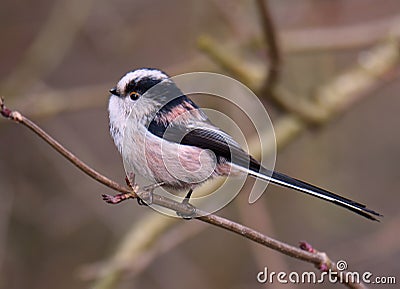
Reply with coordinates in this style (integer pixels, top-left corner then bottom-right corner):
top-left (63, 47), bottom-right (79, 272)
top-left (0, 97), bottom-right (364, 289)
top-left (255, 0), bottom-right (281, 88)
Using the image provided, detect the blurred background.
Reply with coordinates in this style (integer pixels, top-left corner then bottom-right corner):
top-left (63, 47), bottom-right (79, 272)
top-left (0, 0), bottom-right (399, 288)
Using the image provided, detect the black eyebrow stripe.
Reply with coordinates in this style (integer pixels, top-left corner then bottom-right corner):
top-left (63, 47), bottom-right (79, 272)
top-left (125, 77), bottom-right (164, 95)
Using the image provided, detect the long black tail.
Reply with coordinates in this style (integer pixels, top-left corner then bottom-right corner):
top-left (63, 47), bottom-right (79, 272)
top-left (238, 160), bottom-right (382, 221)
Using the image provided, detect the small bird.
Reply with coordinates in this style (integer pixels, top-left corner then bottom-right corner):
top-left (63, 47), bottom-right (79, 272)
top-left (107, 68), bottom-right (381, 221)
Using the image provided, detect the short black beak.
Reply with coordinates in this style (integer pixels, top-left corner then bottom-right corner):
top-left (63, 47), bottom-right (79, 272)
top-left (109, 87), bottom-right (119, 96)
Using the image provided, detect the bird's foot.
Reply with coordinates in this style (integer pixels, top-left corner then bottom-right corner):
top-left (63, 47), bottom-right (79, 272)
top-left (136, 190), bottom-right (153, 206)
top-left (176, 190), bottom-right (196, 220)
top-left (137, 182), bottom-right (164, 206)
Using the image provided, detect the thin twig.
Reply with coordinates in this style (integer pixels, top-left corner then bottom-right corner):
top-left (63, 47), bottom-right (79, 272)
top-left (0, 98), bottom-right (362, 289)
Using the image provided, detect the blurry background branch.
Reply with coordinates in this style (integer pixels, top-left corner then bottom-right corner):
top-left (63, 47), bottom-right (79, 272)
top-left (255, 0), bottom-right (282, 89)
top-left (280, 14), bottom-right (400, 53)
top-left (3, 11), bottom-right (400, 120)
top-left (198, 35), bottom-right (399, 123)
top-left (1, 0), bottom-right (94, 96)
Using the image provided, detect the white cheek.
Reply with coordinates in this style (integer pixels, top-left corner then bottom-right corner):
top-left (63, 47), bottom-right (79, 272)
top-left (108, 95), bottom-right (120, 117)
top-left (109, 96), bottom-right (126, 125)
top-left (109, 95), bottom-right (130, 152)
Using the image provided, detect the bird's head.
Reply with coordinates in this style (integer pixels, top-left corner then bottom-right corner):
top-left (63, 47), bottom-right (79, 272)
top-left (110, 68), bottom-right (170, 100)
top-left (109, 68), bottom-right (179, 122)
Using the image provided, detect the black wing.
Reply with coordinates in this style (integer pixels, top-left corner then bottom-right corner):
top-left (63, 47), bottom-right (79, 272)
top-left (149, 121), bottom-right (258, 170)
top-left (181, 128), bottom-right (258, 168)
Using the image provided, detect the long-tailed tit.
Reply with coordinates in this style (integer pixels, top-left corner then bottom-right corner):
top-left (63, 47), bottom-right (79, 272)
top-left (108, 68), bottom-right (381, 221)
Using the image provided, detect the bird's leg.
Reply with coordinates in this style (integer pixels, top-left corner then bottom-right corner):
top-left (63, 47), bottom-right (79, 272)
top-left (182, 189), bottom-right (193, 205)
top-left (125, 172), bottom-right (148, 205)
top-left (126, 172), bottom-right (149, 205)
top-left (125, 173), bottom-right (135, 188)
top-left (177, 189), bottom-right (196, 220)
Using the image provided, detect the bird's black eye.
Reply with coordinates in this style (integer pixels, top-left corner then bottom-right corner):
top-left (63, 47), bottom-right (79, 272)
top-left (129, 91), bottom-right (140, 101)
